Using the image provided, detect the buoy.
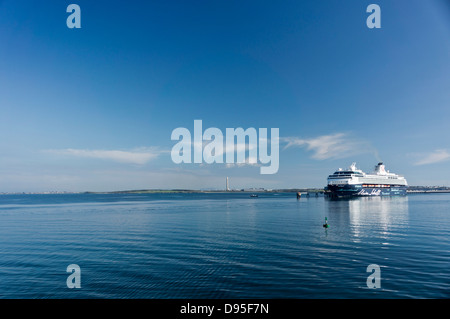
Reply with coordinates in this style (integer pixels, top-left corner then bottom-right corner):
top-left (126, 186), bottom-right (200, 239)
top-left (323, 217), bottom-right (329, 228)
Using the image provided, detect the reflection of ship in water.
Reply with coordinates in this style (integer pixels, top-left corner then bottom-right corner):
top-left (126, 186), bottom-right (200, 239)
top-left (326, 196), bottom-right (409, 242)
top-left (325, 162), bottom-right (407, 198)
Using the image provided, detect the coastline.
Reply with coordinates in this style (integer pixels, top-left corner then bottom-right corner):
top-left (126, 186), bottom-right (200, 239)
top-left (2, 187), bottom-right (450, 195)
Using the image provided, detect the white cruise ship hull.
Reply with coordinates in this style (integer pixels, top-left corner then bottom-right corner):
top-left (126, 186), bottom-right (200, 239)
top-left (326, 184), bottom-right (407, 197)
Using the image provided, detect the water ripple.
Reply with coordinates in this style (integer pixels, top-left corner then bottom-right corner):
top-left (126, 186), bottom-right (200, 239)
top-left (0, 193), bottom-right (449, 298)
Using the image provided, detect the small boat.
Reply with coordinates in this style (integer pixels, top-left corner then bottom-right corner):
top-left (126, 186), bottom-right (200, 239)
top-left (250, 194), bottom-right (258, 198)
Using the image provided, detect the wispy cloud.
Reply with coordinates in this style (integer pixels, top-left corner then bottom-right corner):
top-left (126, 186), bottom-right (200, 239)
top-left (47, 147), bottom-right (164, 165)
top-left (281, 132), bottom-right (375, 160)
top-left (414, 149), bottom-right (450, 165)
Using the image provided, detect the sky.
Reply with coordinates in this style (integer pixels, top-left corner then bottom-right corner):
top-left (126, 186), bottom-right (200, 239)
top-left (0, 0), bottom-right (449, 192)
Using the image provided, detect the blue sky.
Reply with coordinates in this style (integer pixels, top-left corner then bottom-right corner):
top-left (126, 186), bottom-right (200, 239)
top-left (1, 0), bottom-right (449, 192)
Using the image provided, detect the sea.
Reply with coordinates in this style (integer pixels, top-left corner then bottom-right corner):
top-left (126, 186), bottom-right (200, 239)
top-left (0, 192), bottom-right (448, 299)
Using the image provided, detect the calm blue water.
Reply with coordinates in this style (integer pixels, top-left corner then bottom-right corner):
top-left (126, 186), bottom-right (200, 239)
top-left (0, 192), bottom-right (449, 299)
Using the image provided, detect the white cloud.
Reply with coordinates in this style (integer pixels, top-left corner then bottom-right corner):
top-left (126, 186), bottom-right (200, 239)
top-left (281, 132), bottom-right (374, 160)
top-left (47, 147), bottom-right (163, 165)
top-left (414, 149), bottom-right (450, 165)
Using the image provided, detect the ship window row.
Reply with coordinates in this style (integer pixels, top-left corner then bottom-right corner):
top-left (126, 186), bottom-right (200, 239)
top-left (363, 184), bottom-right (390, 188)
top-left (362, 184), bottom-right (403, 188)
top-left (330, 174), bottom-right (363, 177)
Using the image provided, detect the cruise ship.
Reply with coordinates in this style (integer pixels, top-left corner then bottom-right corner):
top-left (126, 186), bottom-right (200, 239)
top-left (325, 162), bottom-right (407, 197)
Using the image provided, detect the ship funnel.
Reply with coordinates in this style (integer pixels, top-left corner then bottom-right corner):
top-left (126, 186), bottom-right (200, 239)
top-left (375, 162), bottom-right (386, 175)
